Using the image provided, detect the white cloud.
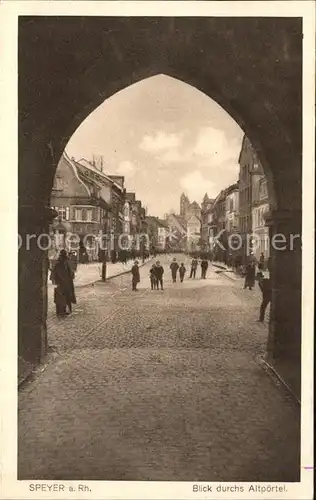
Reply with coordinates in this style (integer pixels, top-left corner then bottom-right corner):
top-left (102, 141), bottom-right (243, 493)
top-left (180, 170), bottom-right (216, 202)
top-left (193, 127), bottom-right (240, 168)
top-left (157, 126), bottom-right (240, 172)
top-left (140, 131), bottom-right (183, 152)
top-left (160, 149), bottom-right (185, 163)
top-left (116, 160), bottom-right (136, 178)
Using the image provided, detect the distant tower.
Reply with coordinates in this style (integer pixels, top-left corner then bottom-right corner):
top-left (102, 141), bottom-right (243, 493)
top-left (202, 193), bottom-right (209, 211)
top-left (180, 193), bottom-right (190, 217)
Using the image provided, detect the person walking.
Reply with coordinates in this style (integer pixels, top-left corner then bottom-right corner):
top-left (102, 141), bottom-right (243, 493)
top-left (189, 258), bottom-right (198, 279)
top-left (154, 261), bottom-right (164, 290)
top-left (131, 260), bottom-right (140, 291)
top-left (244, 261), bottom-right (256, 290)
top-left (234, 254), bottom-right (242, 275)
top-left (179, 263), bottom-right (186, 283)
top-left (170, 257), bottom-right (179, 283)
top-left (68, 251), bottom-right (78, 275)
top-left (149, 263), bottom-right (158, 290)
top-left (258, 273), bottom-right (272, 322)
top-left (259, 252), bottom-right (265, 270)
top-left (51, 249), bottom-right (76, 316)
top-left (200, 259), bottom-right (209, 279)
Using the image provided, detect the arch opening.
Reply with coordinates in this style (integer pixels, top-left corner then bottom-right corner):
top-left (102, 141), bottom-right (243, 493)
top-left (18, 20), bottom-right (302, 474)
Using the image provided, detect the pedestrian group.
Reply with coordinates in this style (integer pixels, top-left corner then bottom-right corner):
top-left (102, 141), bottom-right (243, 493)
top-left (51, 249), bottom-right (271, 324)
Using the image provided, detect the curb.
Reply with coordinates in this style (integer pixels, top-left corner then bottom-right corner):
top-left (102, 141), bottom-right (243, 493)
top-left (212, 263), bottom-right (239, 282)
top-left (18, 349), bottom-right (60, 390)
top-left (72, 258), bottom-right (154, 289)
top-left (258, 356), bottom-right (301, 407)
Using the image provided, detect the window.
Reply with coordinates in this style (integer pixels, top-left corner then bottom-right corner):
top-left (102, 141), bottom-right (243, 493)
top-left (75, 208), bottom-right (82, 221)
top-left (87, 209), bottom-right (92, 222)
top-left (57, 206), bottom-right (69, 221)
top-left (124, 203), bottom-right (130, 218)
top-left (259, 179), bottom-right (268, 200)
top-left (94, 208), bottom-right (100, 222)
top-left (54, 176), bottom-right (63, 191)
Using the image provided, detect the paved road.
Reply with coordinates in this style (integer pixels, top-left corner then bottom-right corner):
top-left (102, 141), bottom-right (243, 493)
top-left (18, 255), bottom-right (300, 481)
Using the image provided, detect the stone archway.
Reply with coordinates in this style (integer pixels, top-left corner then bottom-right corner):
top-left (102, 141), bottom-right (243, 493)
top-left (18, 16), bottom-right (302, 395)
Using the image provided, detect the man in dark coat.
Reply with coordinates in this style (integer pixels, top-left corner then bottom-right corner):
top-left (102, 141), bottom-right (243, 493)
top-left (149, 263), bottom-right (158, 290)
top-left (259, 252), bottom-right (265, 270)
top-left (131, 260), bottom-right (140, 291)
top-left (244, 262), bottom-right (256, 290)
top-left (170, 258), bottom-right (179, 283)
top-left (244, 254), bottom-right (256, 290)
top-left (154, 261), bottom-right (164, 290)
top-left (200, 259), bottom-right (209, 279)
top-left (258, 274), bottom-right (272, 322)
top-left (179, 263), bottom-right (186, 283)
top-left (189, 258), bottom-right (198, 279)
top-left (51, 250), bottom-right (76, 315)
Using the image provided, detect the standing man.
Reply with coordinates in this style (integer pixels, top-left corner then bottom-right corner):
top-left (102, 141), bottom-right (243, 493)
top-left (51, 249), bottom-right (76, 316)
top-left (149, 263), bottom-right (158, 290)
top-left (131, 260), bottom-right (140, 291)
top-left (200, 259), bottom-right (209, 279)
top-left (189, 257), bottom-right (198, 279)
top-left (179, 263), bottom-right (186, 283)
top-left (154, 261), bottom-right (164, 290)
top-left (244, 261), bottom-right (256, 290)
top-left (170, 257), bottom-right (179, 283)
top-left (259, 252), bottom-right (265, 270)
top-left (258, 273), bottom-right (272, 322)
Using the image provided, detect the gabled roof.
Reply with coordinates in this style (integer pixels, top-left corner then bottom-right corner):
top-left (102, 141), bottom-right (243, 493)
top-left (157, 218), bottom-right (169, 229)
top-left (225, 182), bottom-right (239, 195)
top-left (190, 201), bottom-right (200, 209)
top-left (76, 158), bottom-right (124, 191)
top-left (187, 214), bottom-right (201, 223)
top-left (174, 214), bottom-right (187, 230)
top-left (238, 134), bottom-right (247, 164)
top-left (62, 152), bottom-right (91, 196)
top-left (126, 192), bottom-right (136, 202)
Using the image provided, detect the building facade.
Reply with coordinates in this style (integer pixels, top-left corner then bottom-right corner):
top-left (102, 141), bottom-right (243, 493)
top-left (50, 152), bottom-right (111, 263)
top-left (186, 214), bottom-right (201, 253)
top-left (145, 216), bottom-right (169, 252)
top-left (201, 193), bottom-right (214, 251)
top-left (238, 135), bottom-right (265, 261)
top-left (75, 159), bottom-right (126, 261)
top-left (252, 174), bottom-right (270, 266)
top-left (209, 189), bottom-right (228, 262)
top-left (225, 183), bottom-right (239, 234)
top-left (165, 213), bottom-right (187, 252)
top-left (224, 182), bottom-right (240, 265)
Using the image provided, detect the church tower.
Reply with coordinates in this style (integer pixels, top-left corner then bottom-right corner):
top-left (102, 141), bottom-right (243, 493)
top-left (180, 193), bottom-right (190, 217)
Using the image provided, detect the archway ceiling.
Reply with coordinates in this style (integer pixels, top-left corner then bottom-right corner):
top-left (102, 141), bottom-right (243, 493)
top-left (18, 17), bottom-right (302, 207)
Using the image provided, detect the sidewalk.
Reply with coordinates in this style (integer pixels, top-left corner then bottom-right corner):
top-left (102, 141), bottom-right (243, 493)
top-left (48, 258), bottom-right (153, 288)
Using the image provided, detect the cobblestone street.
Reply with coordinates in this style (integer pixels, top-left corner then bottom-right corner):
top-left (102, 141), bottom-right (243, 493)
top-left (18, 255), bottom-right (300, 482)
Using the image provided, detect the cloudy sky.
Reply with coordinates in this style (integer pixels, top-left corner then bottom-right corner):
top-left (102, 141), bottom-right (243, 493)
top-left (66, 75), bottom-right (244, 217)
